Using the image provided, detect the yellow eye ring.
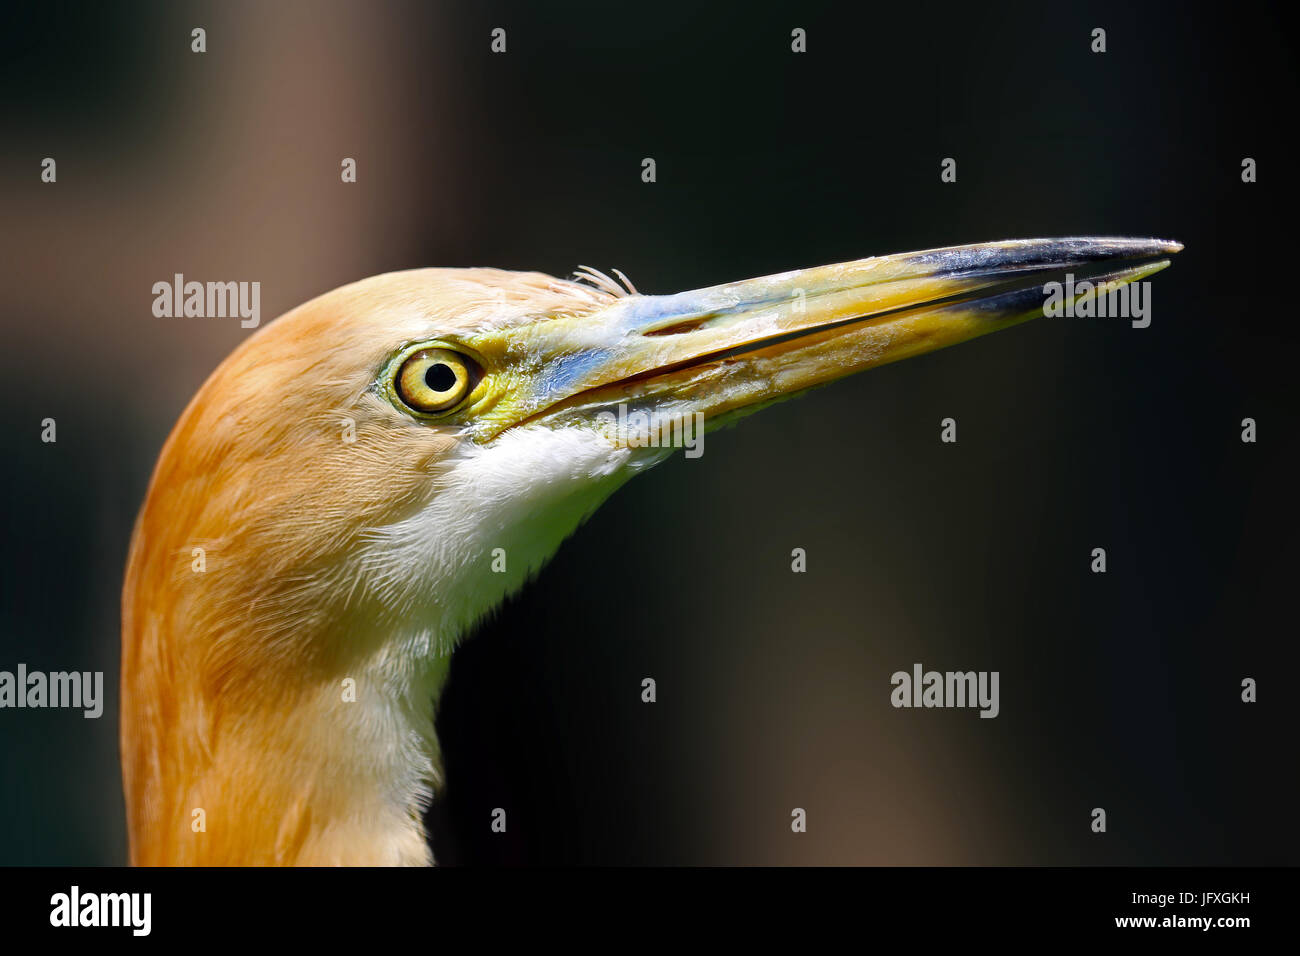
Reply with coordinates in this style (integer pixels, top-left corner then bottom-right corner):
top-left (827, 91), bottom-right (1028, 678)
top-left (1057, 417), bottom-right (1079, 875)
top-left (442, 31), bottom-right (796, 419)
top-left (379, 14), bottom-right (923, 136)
top-left (393, 347), bottom-right (478, 415)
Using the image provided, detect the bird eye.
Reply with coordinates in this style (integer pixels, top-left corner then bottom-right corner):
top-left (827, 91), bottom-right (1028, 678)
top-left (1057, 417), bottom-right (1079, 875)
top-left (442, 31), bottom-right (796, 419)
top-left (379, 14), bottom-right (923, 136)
top-left (393, 347), bottom-right (479, 415)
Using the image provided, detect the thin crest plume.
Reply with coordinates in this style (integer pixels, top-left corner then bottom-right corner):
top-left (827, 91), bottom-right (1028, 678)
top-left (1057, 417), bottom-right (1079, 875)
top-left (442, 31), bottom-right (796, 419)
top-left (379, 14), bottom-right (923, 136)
top-left (571, 265), bottom-right (639, 297)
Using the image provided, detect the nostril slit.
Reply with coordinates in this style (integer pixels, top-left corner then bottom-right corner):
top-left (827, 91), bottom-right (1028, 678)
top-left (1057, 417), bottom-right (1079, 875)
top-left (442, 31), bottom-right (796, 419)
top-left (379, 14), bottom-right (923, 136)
top-left (643, 317), bottom-right (712, 337)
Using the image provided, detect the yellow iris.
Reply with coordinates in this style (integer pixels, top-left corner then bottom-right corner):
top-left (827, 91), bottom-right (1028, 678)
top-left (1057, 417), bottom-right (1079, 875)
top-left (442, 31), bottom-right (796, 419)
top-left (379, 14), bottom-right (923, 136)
top-left (395, 347), bottom-right (476, 414)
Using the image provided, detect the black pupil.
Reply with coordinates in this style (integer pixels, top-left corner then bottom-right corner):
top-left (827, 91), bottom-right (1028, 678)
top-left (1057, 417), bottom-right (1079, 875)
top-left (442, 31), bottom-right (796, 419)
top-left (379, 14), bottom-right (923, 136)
top-left (424, 362), bottom-right (458, 393)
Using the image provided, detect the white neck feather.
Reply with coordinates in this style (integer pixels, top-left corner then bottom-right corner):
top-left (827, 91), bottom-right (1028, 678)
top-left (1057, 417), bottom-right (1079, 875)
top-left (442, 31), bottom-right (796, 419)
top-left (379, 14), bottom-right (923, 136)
top-left (340, 425), bottom-right (662, 862)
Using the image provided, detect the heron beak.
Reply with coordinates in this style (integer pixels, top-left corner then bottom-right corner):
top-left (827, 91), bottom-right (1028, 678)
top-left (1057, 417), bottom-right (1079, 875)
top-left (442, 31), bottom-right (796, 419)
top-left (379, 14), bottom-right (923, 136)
top-left (470, 237), bottom-right (1181, 442)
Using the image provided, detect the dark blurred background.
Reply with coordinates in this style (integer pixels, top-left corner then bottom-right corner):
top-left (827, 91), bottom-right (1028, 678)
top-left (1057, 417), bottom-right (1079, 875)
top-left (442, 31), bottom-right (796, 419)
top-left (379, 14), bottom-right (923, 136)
top-left (0, 0), bottom-right (1294, 865)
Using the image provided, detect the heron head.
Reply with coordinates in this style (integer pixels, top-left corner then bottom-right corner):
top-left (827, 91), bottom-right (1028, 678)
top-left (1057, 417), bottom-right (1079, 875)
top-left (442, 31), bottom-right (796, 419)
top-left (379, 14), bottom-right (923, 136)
top-left (140, 239), bottom-right (1179, 664)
